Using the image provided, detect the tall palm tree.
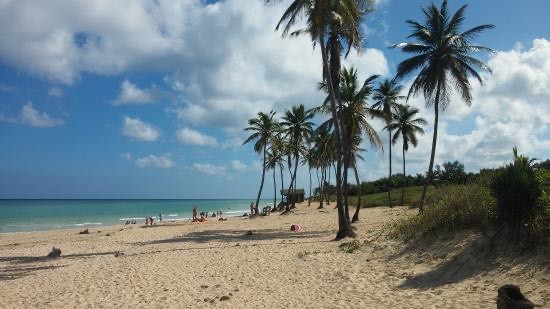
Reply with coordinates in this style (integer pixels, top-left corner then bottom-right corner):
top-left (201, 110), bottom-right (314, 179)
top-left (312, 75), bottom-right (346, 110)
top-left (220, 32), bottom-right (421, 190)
top-left (372, 79), bottom-right (404, 208)
top-left (311, 125), bottom-right (333, 209)
top-left (281, 104), bottom-right (314, 211)
top-left (266, 148), bottom-right (284, 210)
top-left (267, 0), bottom-right (371, 239)
top-left (317, 67), bottom-right (381, 221)
top-left (392, 0), bottom-right (494, 211)
top-left (270, 132), bottom-right (289, 208)
top-left (348, 134), bottom-right (366, 223)
top-left (243, 111), bottom-right (277, 214)
top-left (387, 104), bottom-right (427, 205)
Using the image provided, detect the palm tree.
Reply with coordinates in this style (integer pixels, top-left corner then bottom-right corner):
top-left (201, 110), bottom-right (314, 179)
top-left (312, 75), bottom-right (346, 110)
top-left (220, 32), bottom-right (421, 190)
top-left (348, 134), bottom-right (366, 223)
top-left (270, 132), bottom-right (289, 209)
top-left (372, 79), bottom-right (404, 208)
top-left (267, 0), bottom-right (371, 239)
top-left (387, 104), bottom-right (427, 205)
top-left (392, 0), bottom-right (494, 211)
top-left (243, 111), bottom-right (277, 214)
top-left (266, 147), bottom-right (284, 210)
top-left (281, 104), bottom-right (314, 211)
top-left (317, 67), bottom-right (381, 221)
top-left (311, 125), bottom-right (333, 209)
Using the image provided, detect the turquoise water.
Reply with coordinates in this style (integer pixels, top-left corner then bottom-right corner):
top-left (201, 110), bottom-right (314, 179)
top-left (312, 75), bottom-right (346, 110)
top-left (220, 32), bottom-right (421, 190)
top-left (0, 199), bottom-right (270, 233)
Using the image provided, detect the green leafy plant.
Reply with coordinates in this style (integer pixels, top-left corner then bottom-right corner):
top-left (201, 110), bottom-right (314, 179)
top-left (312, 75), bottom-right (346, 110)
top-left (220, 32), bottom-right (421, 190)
top-left (490, 147), bottom-right (541, 240)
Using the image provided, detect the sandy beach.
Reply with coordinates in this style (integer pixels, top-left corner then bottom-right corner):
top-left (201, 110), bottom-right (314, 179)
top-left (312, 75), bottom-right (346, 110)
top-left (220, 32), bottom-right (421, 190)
top-left (1, 202), bottom-right (548, 308)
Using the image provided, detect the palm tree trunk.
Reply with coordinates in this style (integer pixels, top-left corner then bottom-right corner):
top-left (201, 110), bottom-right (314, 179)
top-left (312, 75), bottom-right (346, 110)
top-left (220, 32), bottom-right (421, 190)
top-left (351, 165), bottom-right (362, 223)
top-left (401, 145), bottom-right (406, 205)
top-left (255, 143), bottom-right (267, 215)
top-left (291, 152), bottom-right (299, 209)
top-left (326, 163), bottom-right (331, 205)
top-left (419, 81), bottom-right (441, 212)
top-left (319, 32), bottom-right (354, 240)
top-left (273, 166), bottom-right (277, 209)
top-left (280, 165), bottom-right (284, 203)
top-left (343, 150), bottom-right (351, 224)
top-left (319, 167), bottom-right (325, 209)
top-left (308, 166), bottom-right (312, 206)
top-left (388, 129), bottom-right (393, 208)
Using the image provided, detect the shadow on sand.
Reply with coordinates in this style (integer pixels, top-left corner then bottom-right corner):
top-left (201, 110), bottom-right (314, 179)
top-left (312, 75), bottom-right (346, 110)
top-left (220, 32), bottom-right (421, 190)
top-left (0, 251), bottom-right (118, 281)
top-left (396, 234), bottom-right (499, 289)
top-left (137, 228), bottom-right (333, 246)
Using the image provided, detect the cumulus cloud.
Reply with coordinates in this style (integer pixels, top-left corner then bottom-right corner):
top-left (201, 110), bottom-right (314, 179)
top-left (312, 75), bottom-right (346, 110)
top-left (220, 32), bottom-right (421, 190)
top-left (113, 79), bottom-right (158, 105)
top-left (364, 38), bottom-right (550, 179)
top-left (0, 102), bottom-right (64, 128)
top-left (121, 116), bottom-right (160, 141)
top-left (176, 127), bottom-right (218, 146)
top-left (0, 0), bottom-right (389, 130)
top-left (222, 137), bottom-right (244, 151)
top-left (48, 87), bottom-right (64, 97)
top-left (134, 153), bottom-right (175, 168)
top-left (192, 159), bottom-right (249, 177)
top-left (192, 163), bottom-right (227, 176)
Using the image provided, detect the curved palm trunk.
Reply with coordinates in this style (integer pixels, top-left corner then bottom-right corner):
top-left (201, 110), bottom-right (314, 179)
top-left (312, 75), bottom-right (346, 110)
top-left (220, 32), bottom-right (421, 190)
top-left (419, 82), bottom-right (442, 212)
top-left (308, 165), bottom-right (312, 206)
top-left (326, 163), bottom-right (331, 205)
top-left (255, 143), bottom-right (268, 215)
top-left (388, 129), bottom-right (393, 208)
top-left (280, 165), bottom-right (284, 205)
top-left (401, 146), bottom-right (406, 205)
top-left (351, 165), bottom-right (362, 223)
top-left (343, 151), bottom-right (351, 224)
top-left (273, 167), bottom-right (277, 209)
top-left (291, 152), bottom-right (299, 209)
top-left (318, 166), bottom-right (325, 209)
top-left (319, 33), bottom-right (354, 240)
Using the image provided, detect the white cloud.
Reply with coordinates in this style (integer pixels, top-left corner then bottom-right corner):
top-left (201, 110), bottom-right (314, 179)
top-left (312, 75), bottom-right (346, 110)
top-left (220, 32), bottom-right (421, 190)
top-left (0, 102), bottom-right (64, 128)
top-left (48, 87), bottom-right (64, 97)
top-left (134, 153), bottom-right (175, 168)
top-left (120, 153), bottom-right (133, 161)
top-left (364, 38), bottom-right (550, 179)
top-left (113, 79), bottom-right (157, 105)
top-left (175, 127), bottom-right (218, 146)
top-left (230, 159), bottom-right (247, 172)
top-left (121, 116), bottom-right (160, 141)
top-left (0, 0), bottom-right (389, 130)
top-left (192, 163), bottom-right (227, 176)
top-left (221, 137), bottom-right (244, 151)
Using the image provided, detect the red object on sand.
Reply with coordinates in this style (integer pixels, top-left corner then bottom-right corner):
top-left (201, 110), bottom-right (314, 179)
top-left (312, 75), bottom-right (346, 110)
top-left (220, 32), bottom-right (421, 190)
top-left (290, 224), bottom-right (303, 232)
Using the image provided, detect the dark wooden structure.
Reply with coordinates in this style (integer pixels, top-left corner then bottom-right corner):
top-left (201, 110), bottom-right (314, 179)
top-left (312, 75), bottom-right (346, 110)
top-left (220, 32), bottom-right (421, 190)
top-left (281, 189), bottom-right (305, 203)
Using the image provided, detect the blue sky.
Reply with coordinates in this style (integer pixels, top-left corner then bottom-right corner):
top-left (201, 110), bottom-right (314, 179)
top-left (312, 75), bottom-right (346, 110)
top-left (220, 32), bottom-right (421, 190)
top-left (0, 0), bottom-right (549, 199)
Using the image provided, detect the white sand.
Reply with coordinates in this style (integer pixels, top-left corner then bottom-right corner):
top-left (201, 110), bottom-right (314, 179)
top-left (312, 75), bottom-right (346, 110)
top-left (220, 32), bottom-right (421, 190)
top-left (0, 203), bottom-right (548, 308)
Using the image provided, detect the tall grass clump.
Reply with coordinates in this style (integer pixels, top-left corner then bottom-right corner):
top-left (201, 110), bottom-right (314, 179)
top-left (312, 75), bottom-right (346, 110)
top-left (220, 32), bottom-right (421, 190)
top-left (391, 183), bottom-right (494, 240)
top-left (490, 148), bottom-right (542, 240)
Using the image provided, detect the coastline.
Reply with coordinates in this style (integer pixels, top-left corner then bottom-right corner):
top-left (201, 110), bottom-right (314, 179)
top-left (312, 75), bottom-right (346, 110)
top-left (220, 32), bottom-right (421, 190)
top-left (1, 202), bottom-right (548, 308)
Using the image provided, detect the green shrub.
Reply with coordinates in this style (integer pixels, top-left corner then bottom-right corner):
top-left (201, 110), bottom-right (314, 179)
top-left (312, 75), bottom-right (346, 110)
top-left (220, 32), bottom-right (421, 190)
top-left (391, 183), bottom-right (495, 240)
top-left (490, 148), bottom-right (541, 239)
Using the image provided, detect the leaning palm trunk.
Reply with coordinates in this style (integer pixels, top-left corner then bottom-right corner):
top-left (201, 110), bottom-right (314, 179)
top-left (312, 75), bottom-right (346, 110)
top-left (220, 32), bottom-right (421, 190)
top-left (273, 166), bottom-right (277, 209)
top-left (280, 165), bottom-right (284, 206)
top-left (255, 143), bottom-right (268, 215)
top-left (319, 32), bottom-right (354, 239)
top-left (319, 166), bottom-right (325, 209)
top-left (401, 146), bottom-right (406, 205)
top-left (342, 150), bottom-right (352, 224)
top-left (291, 152), bottom-right (299, 209)
top-left (388, 129), bottom-right (393, 208)
top-left (351, 165), bottom-right (362, 223)
top-left (308, 165), bottom-right (312, 206)
top-left (419, 82), bottom-right (442, 211)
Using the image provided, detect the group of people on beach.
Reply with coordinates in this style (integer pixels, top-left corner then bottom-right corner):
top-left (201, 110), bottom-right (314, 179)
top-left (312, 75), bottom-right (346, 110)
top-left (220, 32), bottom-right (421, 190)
top-left (192, 206), bottom-right (226, 223)
top-left (124, 220), bottom-right (137, 225)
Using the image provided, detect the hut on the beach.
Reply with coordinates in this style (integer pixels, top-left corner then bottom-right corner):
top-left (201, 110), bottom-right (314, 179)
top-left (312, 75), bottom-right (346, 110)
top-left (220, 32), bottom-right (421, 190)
top-left (281, 189), bottom-right (305, 203)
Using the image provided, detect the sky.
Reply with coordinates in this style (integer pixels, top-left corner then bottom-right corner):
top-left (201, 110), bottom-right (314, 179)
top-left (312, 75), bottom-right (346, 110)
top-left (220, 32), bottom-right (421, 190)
top-left (0, 0), bottom-right (549, 199)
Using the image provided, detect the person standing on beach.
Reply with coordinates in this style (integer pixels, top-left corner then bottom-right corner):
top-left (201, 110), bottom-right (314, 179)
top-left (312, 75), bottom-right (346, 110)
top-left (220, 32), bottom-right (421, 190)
top-left (192, 206), bottom-right (198, 222)
top-left (250, 202), bottom-right (254, 216)
top-left (159, 213), bottom-right (162, 222)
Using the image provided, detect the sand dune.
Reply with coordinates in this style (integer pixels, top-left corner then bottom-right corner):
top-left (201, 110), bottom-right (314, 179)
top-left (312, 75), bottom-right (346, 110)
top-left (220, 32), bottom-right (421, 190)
top-left (0, 203), bottom-right (548, 308)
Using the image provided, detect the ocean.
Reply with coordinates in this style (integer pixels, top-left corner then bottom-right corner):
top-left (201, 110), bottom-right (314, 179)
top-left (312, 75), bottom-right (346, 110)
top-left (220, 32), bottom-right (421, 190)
top-left (0, 199), bottom-right (271, 233)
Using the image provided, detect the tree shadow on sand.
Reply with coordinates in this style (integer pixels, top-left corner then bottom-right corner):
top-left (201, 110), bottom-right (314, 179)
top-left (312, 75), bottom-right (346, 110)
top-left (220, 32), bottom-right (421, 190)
top-left (0, 251), bottom-right (118, 281)
top-left (396, 234), bottom-right (500, 289)
top-left (137, 229), bottom-right (333, 246)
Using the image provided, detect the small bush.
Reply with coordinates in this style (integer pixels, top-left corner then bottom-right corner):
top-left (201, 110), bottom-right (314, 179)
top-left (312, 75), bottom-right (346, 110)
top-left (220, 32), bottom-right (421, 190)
top-left (339, 240), bottom-right (361, 253)
top-left (391, 183), bottom-right (495, 240)
top-left (490, 148), bottom-right (541, 239)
